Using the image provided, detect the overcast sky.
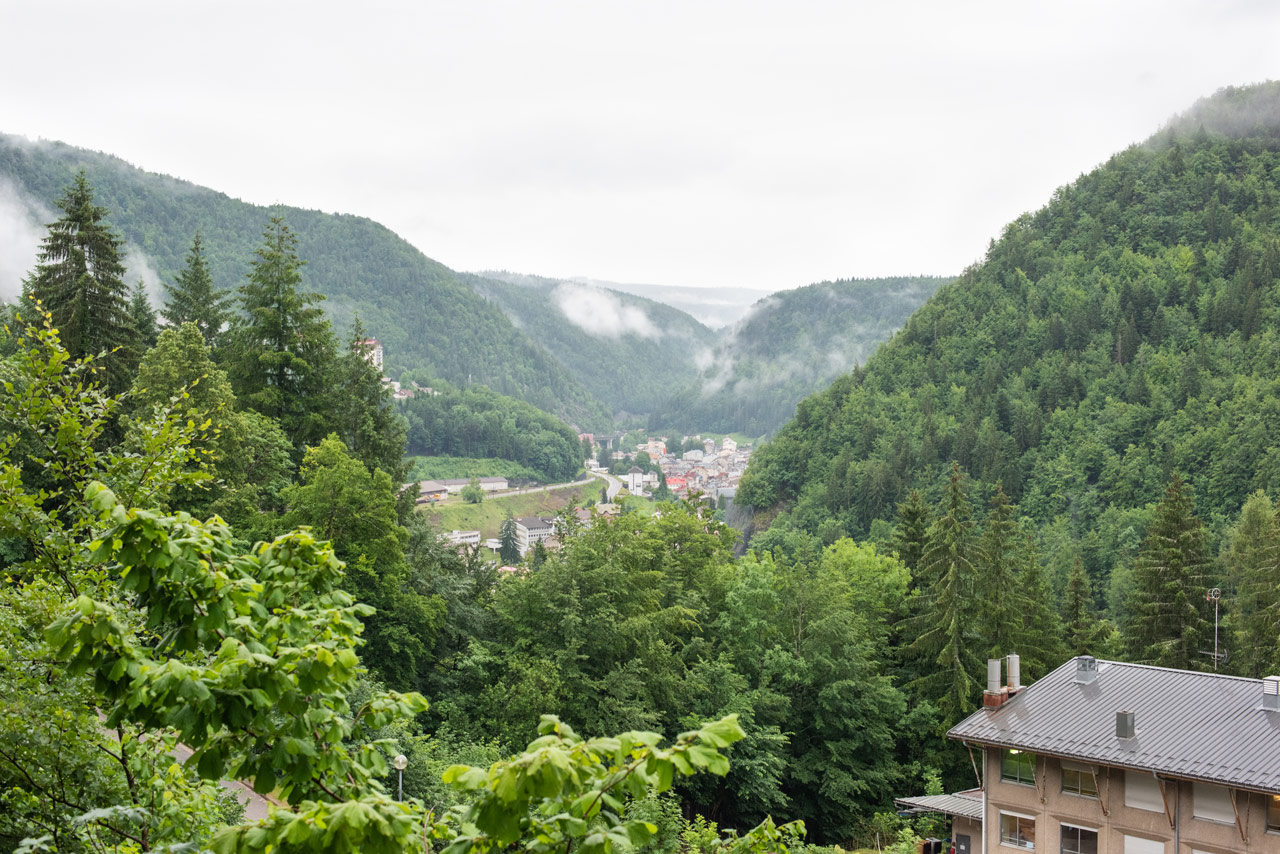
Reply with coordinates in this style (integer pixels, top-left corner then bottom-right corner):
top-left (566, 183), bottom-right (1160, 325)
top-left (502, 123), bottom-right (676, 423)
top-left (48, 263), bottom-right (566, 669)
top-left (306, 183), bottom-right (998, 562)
top-left (2, 1), bottom-right (1278, 292)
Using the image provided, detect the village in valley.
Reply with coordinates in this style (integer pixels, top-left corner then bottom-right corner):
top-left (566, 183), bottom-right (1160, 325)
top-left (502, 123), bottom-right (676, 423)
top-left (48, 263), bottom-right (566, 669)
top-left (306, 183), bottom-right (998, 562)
top-left (407, 429), bottom-right (753, 561)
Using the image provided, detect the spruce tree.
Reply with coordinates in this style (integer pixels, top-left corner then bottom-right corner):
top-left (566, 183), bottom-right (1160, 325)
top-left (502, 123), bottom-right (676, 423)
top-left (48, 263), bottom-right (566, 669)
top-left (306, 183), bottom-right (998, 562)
top-left (26, 171), bottom-right (136, 392)
top-left (904, 464), bottom-right (981, 724)
top-left (1221, 491), bottom-right (1280, 677)
top-left (1064, 556), bottom-right (1103, 656)
top-left (978, 482), bottom-right (1018, 658)
top-left (162, 233), bottom-right (229, 348)
top-left (225, 216), bottom-right (335, 448)
top-left (892, 489), bottom-right (932, 581)
top-left (499, 514), bottom-right (521, 565)
top-left (1124, 475), bottom-right (1214, 669)
top-left (1018, 534), bottom-right (1066, 676)
top-left (127, 281), bottom-right (159, 351)
top-left (329, 318), bottom-right (407, 480)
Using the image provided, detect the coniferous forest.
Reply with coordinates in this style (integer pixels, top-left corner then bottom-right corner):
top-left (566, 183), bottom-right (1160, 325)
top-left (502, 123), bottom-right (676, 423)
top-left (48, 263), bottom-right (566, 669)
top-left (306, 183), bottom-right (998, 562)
top-left (5, 83), bottom-right (1280, 854)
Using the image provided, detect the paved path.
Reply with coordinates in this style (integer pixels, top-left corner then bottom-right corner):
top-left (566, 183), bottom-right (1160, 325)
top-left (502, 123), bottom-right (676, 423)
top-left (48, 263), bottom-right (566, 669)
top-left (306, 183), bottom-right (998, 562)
top-left (172, 743), bottom-right (279, 821)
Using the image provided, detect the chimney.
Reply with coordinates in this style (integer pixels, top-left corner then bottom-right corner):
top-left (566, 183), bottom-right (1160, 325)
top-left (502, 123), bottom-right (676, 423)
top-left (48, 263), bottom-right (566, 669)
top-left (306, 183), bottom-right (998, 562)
top-left (1116, 710), bottom-right (1135, 739)
top-left (1075, 655), bottom-right (1098, 685)
top-left (1263, 676), bottom-right (1280, 711)
top-left (1007, 653), bottom-right (1022, 693)
top-left (984, 658), bottom-right (1010, 708)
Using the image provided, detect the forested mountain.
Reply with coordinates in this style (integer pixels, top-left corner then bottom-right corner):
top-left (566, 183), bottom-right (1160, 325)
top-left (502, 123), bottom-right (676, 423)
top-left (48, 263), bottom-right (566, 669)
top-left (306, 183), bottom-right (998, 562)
top-left (0, 134), bottom-right (611, 428)
top-left (399, 379), bottom-right (586, 482)
top-left (462, 271), bottom-right (714, 416)
top-left (740, 83), bottom-right (1280, 588)
top-left (649, 276), bottom-right (948, 436)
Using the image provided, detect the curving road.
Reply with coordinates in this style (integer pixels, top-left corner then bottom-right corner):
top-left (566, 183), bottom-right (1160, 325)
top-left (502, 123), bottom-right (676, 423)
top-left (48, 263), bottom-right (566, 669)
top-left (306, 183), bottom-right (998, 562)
top-left (588, 469), bottom-right (623, 501)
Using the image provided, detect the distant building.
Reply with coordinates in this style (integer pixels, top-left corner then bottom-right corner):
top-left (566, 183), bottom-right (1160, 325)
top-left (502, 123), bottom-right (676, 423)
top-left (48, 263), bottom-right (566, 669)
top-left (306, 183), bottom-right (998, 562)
top-left (682, 449), bottom-right (703, 462)
top-left (446, 530), bottom-right (481, 547)
top-left (356, 337), bottom-right (383, 370)
top-left (413, 480), bottom-right (450, 503)
top-left (721, 437), bottom-right (738, 453)
top-left (514, 516), bottom-right (555, 556)
top-left (438, 477), bottom-right (509, 494)
top-left (626, 466), bottom-right (645, 492)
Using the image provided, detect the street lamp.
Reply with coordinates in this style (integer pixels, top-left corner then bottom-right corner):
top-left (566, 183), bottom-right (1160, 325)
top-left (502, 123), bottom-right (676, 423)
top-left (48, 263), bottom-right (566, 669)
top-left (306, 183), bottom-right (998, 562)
top-left (393, 753), bottom-right (408, 800)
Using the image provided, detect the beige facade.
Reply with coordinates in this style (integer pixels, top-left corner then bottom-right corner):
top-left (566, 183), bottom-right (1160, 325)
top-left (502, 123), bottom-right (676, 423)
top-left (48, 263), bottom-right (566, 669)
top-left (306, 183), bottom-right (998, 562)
top-left (982, 749), bottom-right (1280, 854)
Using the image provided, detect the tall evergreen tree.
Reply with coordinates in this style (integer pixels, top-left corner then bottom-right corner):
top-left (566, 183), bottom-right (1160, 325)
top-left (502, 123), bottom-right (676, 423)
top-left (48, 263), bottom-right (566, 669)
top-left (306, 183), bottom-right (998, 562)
top-left (1221, 491), bottom-right (1280, 677)
top-left (499, 513), bottom-right (521, 565)
top-left (891, 489), bottom-right (932, 581)
top-left (26, 171), bottom-right (136, 392)
top-left (977, 482), bottom-right (1018, 658)
top-left (162, 233), bottom-right (229, 348)
top-left (1016, 534), bottom-right (1066, 677)
top-left (1124, 475), bottom-right (1214, 669)
top-left (225, 216), bottom-right (335, 448)
top-left (903, 464), bottom-right (981, 724)
top-left (329, 317), bottom-right (407, 480)
top-left (1064, 556), bottom-right (1103, 657)
top-left (127, 281), bottom-right (159, 351)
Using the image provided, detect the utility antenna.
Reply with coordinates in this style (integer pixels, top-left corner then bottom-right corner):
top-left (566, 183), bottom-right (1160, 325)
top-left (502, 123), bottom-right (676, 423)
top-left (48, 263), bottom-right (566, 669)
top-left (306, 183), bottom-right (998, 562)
top-left (1200, 588), bottom-right (1224, 671)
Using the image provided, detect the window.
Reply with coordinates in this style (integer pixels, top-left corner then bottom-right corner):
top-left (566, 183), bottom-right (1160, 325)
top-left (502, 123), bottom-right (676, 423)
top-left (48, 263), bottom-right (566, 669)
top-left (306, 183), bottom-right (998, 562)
top-left (1270, 795), bottom-right (1280, 833)
top-left (1061, 762), bottom-right (1098, 798)
top-left (1060, 825), bottom-right (1098, 854)
top-left (1002, 750), bottom-right (1036, 785)
top-left (1123, 836), bottom-right (1164, 854)
top-left (1000, 813), bottom-right (1036, 850)
top-left (1125, 771), bottom-right (1164, 813)
top-left (1192, 782), bottom-right (1235, 824)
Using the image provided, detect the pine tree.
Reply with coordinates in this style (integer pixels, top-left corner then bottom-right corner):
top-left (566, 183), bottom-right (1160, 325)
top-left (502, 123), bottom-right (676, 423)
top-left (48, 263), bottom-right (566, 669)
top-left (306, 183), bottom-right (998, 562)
top-left (1064, 556), bottom-right (1103, 656)
top-left (978, 483), bottom-right (1018, 658)
top-left (329, 318), bottom-right (407, 480)
top-left (1221, 491), bottom-right (1280, 677)
top-left (892, 489), bottom-right (932, 580)
top-left (1124, 475), bottom-right (1214, 669)
top-left (26, 171), bottom-right (136, 392)
top-left (225, 216), bottom-right (335, 448)
top-left (499, 514), bottom-right (521, 565)
top-left (127, 281), bottom-right (159, 351)
top-left (162, 233), bottom-right (229, 348)
top-left (1017, 534), bottom-right (1065, 676)
top-left (904, 464), bottom-right (981, 724)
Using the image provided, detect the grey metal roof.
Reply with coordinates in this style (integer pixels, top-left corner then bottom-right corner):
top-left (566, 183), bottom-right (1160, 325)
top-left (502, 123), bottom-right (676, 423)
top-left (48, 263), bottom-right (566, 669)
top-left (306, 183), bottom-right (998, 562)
top-left (894, 790), bottom-right (984, 820)
top-left (948, 657), bottom-right (1280, 793)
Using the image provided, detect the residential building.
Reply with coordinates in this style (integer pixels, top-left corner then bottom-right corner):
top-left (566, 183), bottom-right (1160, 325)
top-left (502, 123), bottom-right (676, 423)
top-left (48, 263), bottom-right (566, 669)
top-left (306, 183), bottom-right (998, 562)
top-left (626, 466), bottom-right (645, 492)
top-left (446, 530), bottom-right (481, 547)
top-left (356, 337), bottom-right (383, 371)
top-left (940, 655), bottom-right (1280, 854)
top-left (514, 516), bottom-right (555, 556)
top-left (721, 437), bottom-right (738, 453)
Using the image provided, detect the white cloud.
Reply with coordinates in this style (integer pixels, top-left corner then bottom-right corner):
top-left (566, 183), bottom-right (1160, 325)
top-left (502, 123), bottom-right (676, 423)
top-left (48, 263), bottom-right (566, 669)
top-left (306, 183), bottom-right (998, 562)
top-left (0, 176), bottom-right (46, 302)
top-left (553, 283), bottom-right (659, 339)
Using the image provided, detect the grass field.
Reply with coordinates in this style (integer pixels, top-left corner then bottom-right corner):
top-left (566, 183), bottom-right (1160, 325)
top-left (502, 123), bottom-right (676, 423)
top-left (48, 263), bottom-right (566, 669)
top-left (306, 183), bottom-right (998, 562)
top-left (418, 482), bottom-right (598, 539)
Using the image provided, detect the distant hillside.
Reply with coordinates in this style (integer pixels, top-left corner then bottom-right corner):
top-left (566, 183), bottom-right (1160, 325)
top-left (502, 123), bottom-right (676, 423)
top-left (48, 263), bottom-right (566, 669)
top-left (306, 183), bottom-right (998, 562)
top-left (648, 276), bottom-right (948, 436)
top-left (0, 134), bottom-right (611, 429)
top-left (464, 271), bottom-right (714, 416)
top-left (739, 83), bottom-right (1280, 566)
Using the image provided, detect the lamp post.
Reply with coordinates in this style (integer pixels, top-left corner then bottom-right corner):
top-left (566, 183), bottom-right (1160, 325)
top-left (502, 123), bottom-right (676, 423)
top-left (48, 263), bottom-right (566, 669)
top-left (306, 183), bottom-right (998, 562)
top-left (393, 753), bottom-right (408, 801)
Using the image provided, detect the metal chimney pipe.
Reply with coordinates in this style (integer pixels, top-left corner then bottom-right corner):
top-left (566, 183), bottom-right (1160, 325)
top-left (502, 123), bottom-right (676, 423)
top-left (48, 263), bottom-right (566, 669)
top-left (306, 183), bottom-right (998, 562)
top-left (987, 659), bottom-right (1002, 693)
top-left (1075, 655), bottom-right (1098, 684)
top-left (1007, 654), bottom-right (1021, 690)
